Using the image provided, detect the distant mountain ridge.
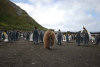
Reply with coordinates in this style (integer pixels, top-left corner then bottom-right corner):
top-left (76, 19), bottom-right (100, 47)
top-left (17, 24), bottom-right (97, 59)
top-left (0, 0), bottom-right (47, 31)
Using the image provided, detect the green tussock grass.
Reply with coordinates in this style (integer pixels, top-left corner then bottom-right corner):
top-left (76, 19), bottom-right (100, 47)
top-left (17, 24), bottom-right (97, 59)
top-left (0, 0), bottom-right (47, 31)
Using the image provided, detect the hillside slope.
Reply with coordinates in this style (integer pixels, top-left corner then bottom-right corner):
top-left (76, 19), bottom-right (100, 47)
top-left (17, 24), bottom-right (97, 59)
top-left (0, 0), bottom-right (47, 31)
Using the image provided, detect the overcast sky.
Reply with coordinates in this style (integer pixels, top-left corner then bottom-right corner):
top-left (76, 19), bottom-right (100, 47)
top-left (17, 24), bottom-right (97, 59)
top-left (10, 0), bottom-right (100, 32)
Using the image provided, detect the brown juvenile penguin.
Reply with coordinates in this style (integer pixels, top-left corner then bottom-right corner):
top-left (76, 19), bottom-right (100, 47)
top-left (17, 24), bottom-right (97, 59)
top-left (43, 29), bottom-right (55, 49)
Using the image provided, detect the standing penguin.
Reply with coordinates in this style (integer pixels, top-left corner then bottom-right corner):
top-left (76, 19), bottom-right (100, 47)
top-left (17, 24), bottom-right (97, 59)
top-left (43, 29), bottom-right (55, 50)
top-left (57, 29), bottom-right (62, 45)
top-left (39, 30), bottom-right (44, 43)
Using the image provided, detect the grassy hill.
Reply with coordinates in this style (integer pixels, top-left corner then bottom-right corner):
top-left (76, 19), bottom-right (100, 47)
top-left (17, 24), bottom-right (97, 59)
top-left (0, 0), bottom-right (47, 31)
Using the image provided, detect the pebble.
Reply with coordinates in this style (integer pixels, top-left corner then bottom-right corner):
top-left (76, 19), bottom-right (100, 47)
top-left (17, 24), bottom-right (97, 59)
top-left (32, 62), bottom-right (35, 65)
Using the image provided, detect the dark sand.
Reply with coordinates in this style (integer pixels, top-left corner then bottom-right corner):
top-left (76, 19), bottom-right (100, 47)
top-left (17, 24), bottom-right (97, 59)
top-left (0, 38), bottom-right (100, 67)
